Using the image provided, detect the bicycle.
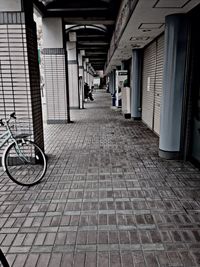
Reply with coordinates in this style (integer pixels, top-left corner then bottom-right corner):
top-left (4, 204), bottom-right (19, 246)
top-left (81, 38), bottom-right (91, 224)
top-left (0, 112), bottom-right (47, 186)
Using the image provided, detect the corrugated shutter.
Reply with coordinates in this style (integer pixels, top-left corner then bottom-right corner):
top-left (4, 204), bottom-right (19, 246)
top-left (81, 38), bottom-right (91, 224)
top-left (154, 35), bottom-right (164, 135)
top-left (142, 34), bottom-right (164, 135)
top-left (142, 42), bottom-right (156, 130)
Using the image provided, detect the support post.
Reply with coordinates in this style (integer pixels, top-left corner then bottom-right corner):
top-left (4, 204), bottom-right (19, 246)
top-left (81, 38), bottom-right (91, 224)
top-left (159, 14), bottom-right (189, 159)
top-left (67, 32), bottom-right (79, 109)
top-left (42, 17), bottom-right (69, 124)
top-left (131, 49), bottom-right (142, 120)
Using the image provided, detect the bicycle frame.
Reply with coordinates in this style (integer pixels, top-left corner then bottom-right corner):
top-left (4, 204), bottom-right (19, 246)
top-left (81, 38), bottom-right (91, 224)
top-left (0, 129), bottom-right (14, 149)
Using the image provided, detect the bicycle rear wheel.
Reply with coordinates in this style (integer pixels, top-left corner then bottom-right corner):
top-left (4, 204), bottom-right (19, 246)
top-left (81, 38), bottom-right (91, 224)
top-left (3, 140), bottom-right (47, 186)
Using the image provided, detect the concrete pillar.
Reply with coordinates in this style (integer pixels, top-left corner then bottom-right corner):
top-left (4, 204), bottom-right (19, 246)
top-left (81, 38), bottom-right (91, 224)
top-left (0, 0), bottom-right (44, 150)
top-left (89, 73), bottom-right (91, 88)
top-left (111, 70), bottom-right (116, 95)
top-left (109, 72), bottom-right (114, 94)
top-left (110, 70), bottom-right (116, 106)
top-left (83, 59), bottom-right (87, 84)
top-left (88, 65), bottom-right (93, 89)
top-left (67, 32), bottom-right (79, 109)
top-left (91, 74), bottom-right (94, 88)
top-left (78, 50), bottom-right (85, 109)
top-left (131, 50), bottom-right (142, 120)
top-left (85, 59), bottom-right (89, 85)
top-left (42, 17), bottom-right (69, 124)
top-left (159, 14), bottom-right (189, 159)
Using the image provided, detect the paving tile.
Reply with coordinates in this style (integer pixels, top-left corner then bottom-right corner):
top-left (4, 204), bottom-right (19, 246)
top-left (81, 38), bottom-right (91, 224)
top-left (13, 254), bottom-right (27, 267)
top-left (61, 253), bottom-right (74, 267)
top-left (25, 254), bottom-right (39, 267)
top-left (74, 252), bottom-right (85, 267)
top-left (144, 252), bottom-right (159, 267)
top-left (98, 252), bottom-right (109, 267)
top-left (48, 253), bottom-right (62, 267)
top-left (36, 253), bottom-right (51, 267)
top-left (85, 252), bottom-right (97, 267)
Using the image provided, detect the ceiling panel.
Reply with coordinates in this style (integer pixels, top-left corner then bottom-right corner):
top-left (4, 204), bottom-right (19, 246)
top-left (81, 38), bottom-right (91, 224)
top-left (153, 0), bottom-right (192, 8)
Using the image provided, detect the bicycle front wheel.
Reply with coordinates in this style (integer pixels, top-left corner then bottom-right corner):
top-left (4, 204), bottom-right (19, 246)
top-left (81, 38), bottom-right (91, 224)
top-left (3, 140), bottom-right (47, 186)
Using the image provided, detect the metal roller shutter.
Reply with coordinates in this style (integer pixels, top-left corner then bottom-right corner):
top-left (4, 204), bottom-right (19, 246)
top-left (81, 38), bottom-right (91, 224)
top-left (142, 34), bottom-right (164, 135)
top-left (154, 35), bottom-right (164, 135)
top-left (142, 42), bottom-right (156, 130)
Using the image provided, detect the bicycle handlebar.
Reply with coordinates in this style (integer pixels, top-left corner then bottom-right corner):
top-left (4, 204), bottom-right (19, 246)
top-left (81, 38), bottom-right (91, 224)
top-left (0, 112), bottom-right (16, 127)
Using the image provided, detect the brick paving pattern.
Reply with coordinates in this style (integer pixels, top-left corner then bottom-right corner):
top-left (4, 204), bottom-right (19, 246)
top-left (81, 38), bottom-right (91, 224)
top-left (0, 90), bottom-right (200, 266)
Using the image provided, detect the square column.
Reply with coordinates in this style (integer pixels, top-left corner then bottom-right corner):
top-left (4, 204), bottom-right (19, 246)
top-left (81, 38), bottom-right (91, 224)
top-left (109, 70), bottom-right (116, 106)
top-left (159, 14), bottom-right (189, 159)
top-left (85, 58), bottom-right (90, 85)
top-left (83, 59), bottom-right (87, 84)
top-left (131, 50), bottom-right (142, 120)
top-left (88, 64), bottom-right (93, 89)
top-left (42, 18), bottom-right (69, 124)
top-left (78, 50), bottom-right (85, 109)
top-left (67, 32), bottom-right (79, 109)
top-left (0, 0), bottom-right (44, 151)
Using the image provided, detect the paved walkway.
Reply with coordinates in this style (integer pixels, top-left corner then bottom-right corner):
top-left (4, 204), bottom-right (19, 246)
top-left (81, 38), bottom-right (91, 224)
top-left (0, 90), bottom-right (200, 267)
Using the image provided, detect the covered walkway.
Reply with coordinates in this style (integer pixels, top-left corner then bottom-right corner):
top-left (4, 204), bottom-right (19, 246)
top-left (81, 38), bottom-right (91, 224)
top-left (0, 90), bottom-right (200, 266)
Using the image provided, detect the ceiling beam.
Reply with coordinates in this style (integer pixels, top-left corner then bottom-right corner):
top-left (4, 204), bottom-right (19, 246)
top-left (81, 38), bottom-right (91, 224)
top-left (78, 46), bottom-right (108, 50)
top-left (85, 55), bottom-right (107, 58)
top-left (77, 34), bottom-right (107, 38)
top-left (86, 51), bottom-right (107, 55)
top-left (47, 7), bottom-right (108, 11)
top-left (63, 18), bottom-right (115, 25)
top-left (89, 59), bottom-right (106, 62)
top-left (78, 41), bottom-right (109, 45)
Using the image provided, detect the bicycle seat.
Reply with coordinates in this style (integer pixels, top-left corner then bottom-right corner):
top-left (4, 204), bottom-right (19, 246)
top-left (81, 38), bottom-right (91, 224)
top-left (14, 133), bottom-right (32, 139)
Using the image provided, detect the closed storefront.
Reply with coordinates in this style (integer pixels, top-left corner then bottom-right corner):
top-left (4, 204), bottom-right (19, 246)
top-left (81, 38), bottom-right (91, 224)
top-left (141, 41), bottom-right (156, 130)
top-left (142, 35), bottom-right (164, 135)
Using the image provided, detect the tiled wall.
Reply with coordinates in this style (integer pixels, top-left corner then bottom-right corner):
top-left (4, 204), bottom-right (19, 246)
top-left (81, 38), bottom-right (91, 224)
top-left (68, 63), bottom-right (79, 109)
top-left (43, 48), bottom-right (68, 124)
top-left (67, 41), bottom-right (79, 109)
top-left (0, 12), bottom-right (44, 154)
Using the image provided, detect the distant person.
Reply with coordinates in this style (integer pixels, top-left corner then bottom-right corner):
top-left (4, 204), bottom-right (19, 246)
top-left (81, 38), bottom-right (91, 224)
top-left (84, 83), bottom-right (94, 101)
top-left (88, 88), bottom-right (94, 101)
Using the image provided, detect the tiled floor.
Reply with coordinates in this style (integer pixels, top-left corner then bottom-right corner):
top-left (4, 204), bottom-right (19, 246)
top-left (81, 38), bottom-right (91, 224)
top-left (0, 90), bottom-right (200, 266)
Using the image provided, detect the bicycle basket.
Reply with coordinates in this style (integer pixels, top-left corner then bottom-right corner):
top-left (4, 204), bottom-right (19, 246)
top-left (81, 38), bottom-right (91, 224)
top-left (11, 118), bottom-right (33, 138)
